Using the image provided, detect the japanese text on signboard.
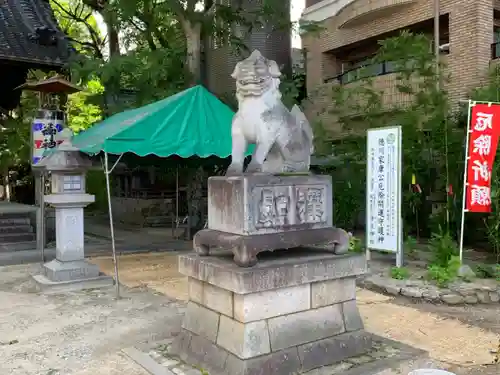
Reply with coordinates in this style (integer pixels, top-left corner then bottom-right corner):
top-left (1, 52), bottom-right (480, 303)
top-left (366, 127), bottom-right (401, 252)
top-left (465, 104), bottom-right (500, 213)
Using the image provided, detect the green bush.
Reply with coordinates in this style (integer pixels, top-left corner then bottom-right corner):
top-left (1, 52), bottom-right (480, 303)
top-left (86, 169), bottom-right (107, 212)
top-left (475, 264), bottom-right (500, 281)
top-left (426, 255), bottom-right (461, 287)
top-left (390, 266), bottom-right (410, 280)
top-left (348, 235), bottom-right (364, 253)
top-left (428, 227), bottom-right (459, 267)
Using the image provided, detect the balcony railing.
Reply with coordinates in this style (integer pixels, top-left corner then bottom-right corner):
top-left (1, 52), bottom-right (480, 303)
top-left (324, 61), bottom-right (399, 84)
top-left (324, 51), bottom-right (449, 85)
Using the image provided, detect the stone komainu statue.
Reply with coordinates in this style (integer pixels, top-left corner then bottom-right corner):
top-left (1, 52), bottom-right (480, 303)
top-left (226, 50), bottom-right (314, 176)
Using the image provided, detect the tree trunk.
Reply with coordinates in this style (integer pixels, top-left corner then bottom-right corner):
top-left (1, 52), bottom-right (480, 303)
top-left (82, 0), bottom-right (119, 57)
top-left (104, 12), bottom-right (120, 57)
top-left (182, 19), bottom-right (202, 83)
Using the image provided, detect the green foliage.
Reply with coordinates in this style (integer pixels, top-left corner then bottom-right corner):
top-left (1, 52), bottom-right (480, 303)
top-left (428, 226), bottom-right (459, 267)
top-left (483, 166), bottom-right (500, 260)
top-left (475, 264), bottom-right (500, 281)
top-left (348, 235), bottom-right (363, 253)
top-left (72, 48), bottom-right (188, 115)
top-left (50, 0), bottom-right (104, 57)
top-left (426, 264), bottom-right (451, 287)
top-left (426, 255), bottom-right (461, 287)
top-left (390, 266), bottom-right (410, 280)
top-left (67, 79), bottom-right (104, 132)
top-left (470, 65), bottom-right (500, 260)
top-left (280, 70), bottom-right (306, 109)
top-left (86, 169), bottom-right (108, 212)
top-left (0, 90), bottom-right (38, 171)
top-left (322, 31), bottom-right (465, 239)
top-left (404, 236), bottom-right (418, 258)
top-left (315, 136), bottom-right (366, 229)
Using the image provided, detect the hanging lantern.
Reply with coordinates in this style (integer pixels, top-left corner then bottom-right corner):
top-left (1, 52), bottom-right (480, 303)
top-left (16, 75), bottom-right (81, 166)
top-left (32, 108), bottom-right (65, 165)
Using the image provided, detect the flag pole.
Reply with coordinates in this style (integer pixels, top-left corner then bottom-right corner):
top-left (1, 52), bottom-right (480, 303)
top-left (458, 100), bottom-right (473, 262)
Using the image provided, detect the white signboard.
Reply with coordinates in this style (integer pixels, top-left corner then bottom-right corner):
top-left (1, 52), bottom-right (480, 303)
top-left (366, 126), bottom-right (402, 254)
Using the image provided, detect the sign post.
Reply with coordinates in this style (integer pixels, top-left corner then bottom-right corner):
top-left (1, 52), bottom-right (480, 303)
top-left (459, 101), bottom-right (500, 262)
top-left (366, 126), bottom-right (403, 267)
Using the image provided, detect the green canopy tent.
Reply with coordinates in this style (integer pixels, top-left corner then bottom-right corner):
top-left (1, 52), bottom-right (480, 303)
top-left (71, 85), bottom-right (249, 298)
top-left (73, 85), bottom-right (239, 157)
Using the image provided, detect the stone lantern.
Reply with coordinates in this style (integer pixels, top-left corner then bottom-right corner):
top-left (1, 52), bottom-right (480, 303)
top-left (33, 129), bottom-right (112, 290)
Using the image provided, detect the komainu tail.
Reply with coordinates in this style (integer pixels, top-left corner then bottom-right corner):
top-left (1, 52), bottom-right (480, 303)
top-left (291, 104), bottom-right (314, 154)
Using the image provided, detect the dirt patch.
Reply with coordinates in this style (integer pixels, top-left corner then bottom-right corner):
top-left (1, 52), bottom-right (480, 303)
top-left (91, 253), bottom-right (188, 301)
top-left (357, 289), bottom-right (498, 366)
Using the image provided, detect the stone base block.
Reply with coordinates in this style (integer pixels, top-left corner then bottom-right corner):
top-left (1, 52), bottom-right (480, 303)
top-left (179, 250), bottom-right (366, 294)
top-left (172, 329), bottom-right (373, 375)
top-left (43, 259), bottom-right (100, 282)
top-left (175, 252), bottom-right (371, 374)
top-left (32, 273), bottom-right (114, 294)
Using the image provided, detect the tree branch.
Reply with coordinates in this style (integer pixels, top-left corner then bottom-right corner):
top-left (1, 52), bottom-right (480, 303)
top-left (52, 0), bottom-right (104, 59)
top-left (134, 11), bottom-right (170, 49)
top-left (67, 36), bottom-right (104, 58)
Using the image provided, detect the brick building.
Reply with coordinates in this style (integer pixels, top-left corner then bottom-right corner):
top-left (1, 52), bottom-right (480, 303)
top-left (301, 0), bottom-right (499, 138)
top-left (205, 0), bottom-right (292, 97)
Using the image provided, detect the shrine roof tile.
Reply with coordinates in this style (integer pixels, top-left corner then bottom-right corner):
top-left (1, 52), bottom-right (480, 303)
top-left (0, 0), bottom-right (73, 67)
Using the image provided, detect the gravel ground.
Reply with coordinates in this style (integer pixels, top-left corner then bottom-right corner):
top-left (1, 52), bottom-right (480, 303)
top-left (1, 258), bottom-right (499, 375)
top-left (0, 263), bottom-right (184, 375)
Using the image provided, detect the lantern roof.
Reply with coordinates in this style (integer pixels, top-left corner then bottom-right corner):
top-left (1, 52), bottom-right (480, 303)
top-left (16, 76), bottom-right (82, 94)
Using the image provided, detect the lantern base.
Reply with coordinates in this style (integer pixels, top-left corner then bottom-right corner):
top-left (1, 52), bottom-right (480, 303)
top-left (43, 258), bottom-right (100, 281)
top-left (32, 259), bottom-right (114, 293)
top-left (32, 273), bottom-right (114, 294)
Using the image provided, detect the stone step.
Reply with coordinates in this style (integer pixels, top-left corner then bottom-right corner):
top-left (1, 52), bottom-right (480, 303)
top-left (0, 232), bottom-right (36, 243)
top-left (0, 241), bottom-right (37, 252)
top-left (0, 224), bottom-right (33, 234)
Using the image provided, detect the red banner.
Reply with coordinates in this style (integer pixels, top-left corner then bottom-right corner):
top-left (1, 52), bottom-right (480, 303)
top-left (465, 103), bottom-right (500, 212)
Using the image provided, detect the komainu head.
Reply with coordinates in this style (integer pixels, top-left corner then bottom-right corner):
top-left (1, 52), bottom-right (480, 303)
top-left (231, 50), bottom-right (282, 98)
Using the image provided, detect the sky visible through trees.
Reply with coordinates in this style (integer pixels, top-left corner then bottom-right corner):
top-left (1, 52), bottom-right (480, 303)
top-left (92, 0), bottom-right (306, 48)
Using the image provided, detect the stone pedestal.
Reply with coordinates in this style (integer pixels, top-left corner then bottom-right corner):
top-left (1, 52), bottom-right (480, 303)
top-left (33, 194), bottom-right (113, 292)
top-left (194, 174), bottom-right (350, 267)
top-left (172, 251), bottom-right (373, 375)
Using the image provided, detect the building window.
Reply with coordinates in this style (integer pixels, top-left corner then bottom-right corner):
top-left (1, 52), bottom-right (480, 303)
top-left (63, 175), bottom-right (82, 192)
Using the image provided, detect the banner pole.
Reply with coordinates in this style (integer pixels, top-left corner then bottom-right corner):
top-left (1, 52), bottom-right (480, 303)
top-left (459, 100), bottom-right (473, 262)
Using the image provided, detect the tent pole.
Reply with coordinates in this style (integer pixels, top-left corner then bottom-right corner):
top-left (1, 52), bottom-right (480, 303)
top-left (104, 152), bottom-right (120, 299)
top-left (176, 166), bottom-right (179, 236)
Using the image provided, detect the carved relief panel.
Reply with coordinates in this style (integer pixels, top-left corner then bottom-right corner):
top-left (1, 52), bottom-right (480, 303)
top-left (253, 184), bottom-right (328, 230)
